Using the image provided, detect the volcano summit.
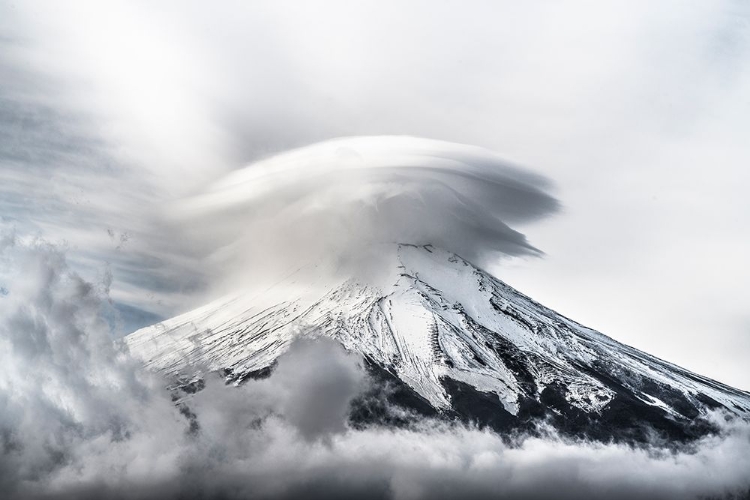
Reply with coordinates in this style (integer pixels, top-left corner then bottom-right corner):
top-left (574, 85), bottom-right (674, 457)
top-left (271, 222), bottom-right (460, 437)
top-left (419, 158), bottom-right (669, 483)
top-left (126, 243), bottom-right (750, 444)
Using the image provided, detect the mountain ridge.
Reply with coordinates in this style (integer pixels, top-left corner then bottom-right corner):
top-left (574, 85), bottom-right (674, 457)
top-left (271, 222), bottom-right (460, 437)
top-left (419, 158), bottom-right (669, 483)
top-left (125, 244), bottom-right (750, 442)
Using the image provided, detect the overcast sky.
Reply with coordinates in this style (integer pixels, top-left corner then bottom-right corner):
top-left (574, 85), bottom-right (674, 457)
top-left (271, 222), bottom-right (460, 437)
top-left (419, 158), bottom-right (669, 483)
top-left (1, 0), bottom-right (749, 390)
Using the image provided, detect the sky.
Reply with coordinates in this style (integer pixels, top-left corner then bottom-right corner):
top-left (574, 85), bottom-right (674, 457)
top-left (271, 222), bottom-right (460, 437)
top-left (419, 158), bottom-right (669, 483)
top-left (1, 0), bottom-right (749, 394)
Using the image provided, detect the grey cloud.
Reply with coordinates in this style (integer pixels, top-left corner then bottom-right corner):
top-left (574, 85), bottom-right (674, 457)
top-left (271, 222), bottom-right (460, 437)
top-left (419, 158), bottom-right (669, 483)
top-left (0, 232), bottom-right (182, 496)
top-left (187, 338), bottom-right (365, 443)
top-left (265, 338), bottom-right (366, 440)
top-left (0, 80), bottom-right (205, 334)
top-left (0, 13), bottom-right (219, 333)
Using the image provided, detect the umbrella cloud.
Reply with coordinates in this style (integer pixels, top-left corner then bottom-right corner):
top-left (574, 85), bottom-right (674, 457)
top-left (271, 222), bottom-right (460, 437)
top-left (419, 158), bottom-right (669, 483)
top-left (174, 136), bottom-right (560, 291)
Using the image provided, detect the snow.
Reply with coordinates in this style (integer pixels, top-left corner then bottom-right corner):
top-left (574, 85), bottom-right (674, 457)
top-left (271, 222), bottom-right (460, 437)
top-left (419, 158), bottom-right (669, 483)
top-left (125, 244), bottom-right (750, 418)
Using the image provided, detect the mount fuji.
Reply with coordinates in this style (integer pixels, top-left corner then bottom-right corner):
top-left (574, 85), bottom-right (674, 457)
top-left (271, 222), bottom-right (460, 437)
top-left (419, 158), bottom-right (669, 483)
top-left (125, 244), bottom-right (750, 443)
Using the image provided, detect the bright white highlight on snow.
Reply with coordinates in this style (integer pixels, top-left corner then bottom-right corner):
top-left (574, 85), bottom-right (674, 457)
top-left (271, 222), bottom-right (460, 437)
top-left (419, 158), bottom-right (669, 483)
top-left (127, 244), bottom-right (750, 419)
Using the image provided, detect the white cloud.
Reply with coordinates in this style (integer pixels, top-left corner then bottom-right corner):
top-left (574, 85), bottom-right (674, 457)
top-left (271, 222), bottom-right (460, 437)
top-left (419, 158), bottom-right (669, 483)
top-left (170, 136), bottom-right (558, 295)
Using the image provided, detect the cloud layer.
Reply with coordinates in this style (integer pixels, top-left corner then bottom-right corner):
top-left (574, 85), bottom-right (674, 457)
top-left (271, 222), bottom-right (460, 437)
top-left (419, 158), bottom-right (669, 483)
top-left (1, 233), bottom-right (749, 500)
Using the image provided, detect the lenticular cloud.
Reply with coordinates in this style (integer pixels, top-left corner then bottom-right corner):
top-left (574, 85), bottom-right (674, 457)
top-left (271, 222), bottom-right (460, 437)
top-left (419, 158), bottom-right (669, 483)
top-left (173, 136), bottom-right (560, 284)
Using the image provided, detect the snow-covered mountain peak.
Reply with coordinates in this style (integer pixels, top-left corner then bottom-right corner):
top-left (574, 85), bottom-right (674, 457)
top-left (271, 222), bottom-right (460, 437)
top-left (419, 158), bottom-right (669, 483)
top-left (126, 244), bottom-right (750, 441)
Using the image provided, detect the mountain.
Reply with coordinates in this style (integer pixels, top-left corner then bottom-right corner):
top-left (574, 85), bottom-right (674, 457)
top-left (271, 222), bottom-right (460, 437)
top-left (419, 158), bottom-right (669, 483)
top-left (125, 244), bottom-right (750, 443)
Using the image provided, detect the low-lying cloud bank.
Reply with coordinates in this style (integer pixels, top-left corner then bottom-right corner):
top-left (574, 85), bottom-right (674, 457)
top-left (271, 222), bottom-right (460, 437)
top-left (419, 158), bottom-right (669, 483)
top-left (1, 234), bottom-right (750, 500)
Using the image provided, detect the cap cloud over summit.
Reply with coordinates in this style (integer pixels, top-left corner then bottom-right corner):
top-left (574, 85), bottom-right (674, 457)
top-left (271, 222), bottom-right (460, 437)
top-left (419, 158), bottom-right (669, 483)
top-left (173, 136), bottom-right (559, 292)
